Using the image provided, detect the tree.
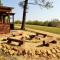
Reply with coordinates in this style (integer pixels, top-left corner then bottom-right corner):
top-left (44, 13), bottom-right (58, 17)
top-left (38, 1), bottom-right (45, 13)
top-left (19, 0), bottom-right (53, 30)
top-left (20, 0), bottom-right (28, 30)
top-left (0, 0), bottom-right (3, 6)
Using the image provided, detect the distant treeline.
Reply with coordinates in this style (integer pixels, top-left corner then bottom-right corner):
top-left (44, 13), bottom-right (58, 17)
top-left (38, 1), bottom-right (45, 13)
top-left (14, 19), bottom-right (60, 27)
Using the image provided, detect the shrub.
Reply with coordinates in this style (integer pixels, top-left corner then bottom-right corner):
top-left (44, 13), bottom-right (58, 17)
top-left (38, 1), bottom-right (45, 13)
top-left (14, 20), bottom-right (21, 24)
top-left (26, 19), bottom-right (60, 27)
top-left (26, 21), bottom-right (43, 26)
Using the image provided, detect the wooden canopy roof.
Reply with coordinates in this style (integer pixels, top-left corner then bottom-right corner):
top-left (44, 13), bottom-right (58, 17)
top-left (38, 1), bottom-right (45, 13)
top-left (0, 6), bottom-right (13, 12)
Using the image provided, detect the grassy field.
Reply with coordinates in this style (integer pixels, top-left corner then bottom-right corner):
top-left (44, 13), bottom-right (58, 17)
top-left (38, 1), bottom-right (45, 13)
top-left (15, 24), bottom-right (60, 34)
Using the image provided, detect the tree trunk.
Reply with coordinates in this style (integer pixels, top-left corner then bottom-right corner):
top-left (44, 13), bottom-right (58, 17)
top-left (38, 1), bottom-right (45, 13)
top-left (21, 0), bottom-right (28, 30)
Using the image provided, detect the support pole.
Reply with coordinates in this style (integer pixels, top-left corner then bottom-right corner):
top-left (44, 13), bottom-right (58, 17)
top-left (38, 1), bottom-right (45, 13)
top-left (12, 14), bottom-right (14, 30)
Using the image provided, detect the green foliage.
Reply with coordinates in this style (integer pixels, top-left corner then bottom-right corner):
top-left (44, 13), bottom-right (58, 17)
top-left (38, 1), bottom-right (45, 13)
top-left (14, 20), bottom-right (21, 24)
top-left (26, 19), bottom-right (60, 27)
top-left (26, 21), bottom-right (43, 26)
top-left (0, 0), bottom-right (3, 6)
top-left (48, 20), bottom-right (60, 27)
top-left (43, 21), bottom-right (49, 26)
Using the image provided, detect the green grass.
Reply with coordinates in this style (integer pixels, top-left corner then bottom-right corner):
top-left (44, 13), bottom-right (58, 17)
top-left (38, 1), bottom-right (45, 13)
top-left (26, 25), bottom-right (60, 34)
top-left (14, 24), bottom-right (60, 34)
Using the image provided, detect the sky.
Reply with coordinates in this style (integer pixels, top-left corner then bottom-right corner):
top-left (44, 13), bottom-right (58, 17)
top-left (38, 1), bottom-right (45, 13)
top-left (2, 0), bottom-right (60, 21)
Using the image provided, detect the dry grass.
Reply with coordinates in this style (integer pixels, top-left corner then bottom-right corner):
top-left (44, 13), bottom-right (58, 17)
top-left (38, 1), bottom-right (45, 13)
top-left (0, 30), bottom-right (60, 60)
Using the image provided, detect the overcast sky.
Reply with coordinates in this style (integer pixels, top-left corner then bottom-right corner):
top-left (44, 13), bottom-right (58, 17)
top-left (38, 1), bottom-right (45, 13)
top-left (2, 0), bottom-right (60, 21)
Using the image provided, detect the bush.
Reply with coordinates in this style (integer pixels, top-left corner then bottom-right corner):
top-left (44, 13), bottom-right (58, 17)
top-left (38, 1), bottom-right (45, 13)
top-left (26, 21), bottom-right (43, 26)
top-left (14, 20), bottom-right (21, 24)
top-left (48, 20), bottom-right (60, 27)
top-left (26, 19), bottom-right (60, 27)
top-left (14, 19), bottom-right (60, 27)
top-left (43, 21), bottom-right (49, 26)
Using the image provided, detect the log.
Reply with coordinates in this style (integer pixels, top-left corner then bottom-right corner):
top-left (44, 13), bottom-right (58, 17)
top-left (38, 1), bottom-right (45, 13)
top-left (36, 32), bottom-right (47, 38)
top-left (7, 37), bottom-right (23, 46)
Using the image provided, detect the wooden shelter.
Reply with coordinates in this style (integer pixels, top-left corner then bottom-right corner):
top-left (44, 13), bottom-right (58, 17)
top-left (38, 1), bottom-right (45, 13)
top-left (0, 6), bottom-right (15, 34)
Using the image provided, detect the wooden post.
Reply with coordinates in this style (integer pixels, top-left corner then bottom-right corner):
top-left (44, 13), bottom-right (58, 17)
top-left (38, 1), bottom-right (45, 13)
top-left (8, 15), bottom-right (10, 32)
top-left (1, 15), bottom-right (3, 24)
top-left (12, 14), bottom-right (14, 30)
